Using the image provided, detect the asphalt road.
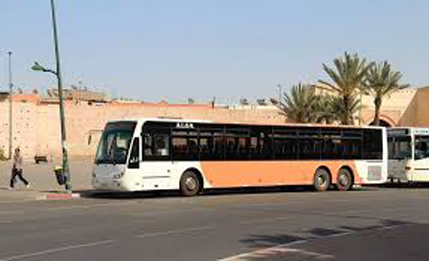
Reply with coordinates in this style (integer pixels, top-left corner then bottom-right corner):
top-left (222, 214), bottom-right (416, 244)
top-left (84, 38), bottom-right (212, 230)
top-left (0, 187), bottom-right (429, 261)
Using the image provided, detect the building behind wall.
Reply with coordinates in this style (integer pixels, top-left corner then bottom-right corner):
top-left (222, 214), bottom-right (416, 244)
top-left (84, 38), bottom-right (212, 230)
top-left (360, 86), bottom-right (429, 127)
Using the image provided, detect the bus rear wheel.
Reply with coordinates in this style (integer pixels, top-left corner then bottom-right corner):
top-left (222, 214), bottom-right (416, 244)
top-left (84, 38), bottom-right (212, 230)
top-left (314, 168), bottom-right (331, 192)
top-left (180, 171), bottom-right (200, 197)
top-left (337, 168), bottom-right (353, 191)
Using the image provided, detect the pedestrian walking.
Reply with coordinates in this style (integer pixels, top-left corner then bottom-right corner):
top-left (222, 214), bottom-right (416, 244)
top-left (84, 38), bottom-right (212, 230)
top-left (10, 148), bottom-right (30, 189)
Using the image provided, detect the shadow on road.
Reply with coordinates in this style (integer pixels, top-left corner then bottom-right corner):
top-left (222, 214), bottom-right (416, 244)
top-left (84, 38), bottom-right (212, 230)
top-left (77, 186), bottom-right (318, 200)
top-left (237, 219), bottom-right (415, 261)
top-left (372, 182), bottom-right (429, 189)
top-left (241, 233), bottom-right (305, 249)
top-left (77, 182), bottom-right (429, 200)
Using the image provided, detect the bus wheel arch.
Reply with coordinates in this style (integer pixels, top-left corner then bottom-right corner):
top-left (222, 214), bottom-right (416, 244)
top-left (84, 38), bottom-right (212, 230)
top-left (313, 166), bottom-right (332, 192)
top-left (337, 166), bottom-right (354, 191)
top-left (179, 168), bottom-right (204, 196)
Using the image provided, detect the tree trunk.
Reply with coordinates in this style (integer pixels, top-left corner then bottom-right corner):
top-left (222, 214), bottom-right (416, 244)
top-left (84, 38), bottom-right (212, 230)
top-left (343, 95), bottom-right (352, 125)
top-left (373, 96), bottom-right (382, 126)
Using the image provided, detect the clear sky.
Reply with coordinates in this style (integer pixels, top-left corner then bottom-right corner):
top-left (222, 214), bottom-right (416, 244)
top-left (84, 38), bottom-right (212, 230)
top-left (1, 0), bottom-right (428, 104)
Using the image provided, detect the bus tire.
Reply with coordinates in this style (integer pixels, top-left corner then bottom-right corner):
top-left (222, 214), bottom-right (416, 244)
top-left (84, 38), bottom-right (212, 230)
top-left (180, 170), bottom-right (201, 197)
top-left (337, 168), bottom-right (354, 191)
top-left (314, 168), bottom-right (331, 192)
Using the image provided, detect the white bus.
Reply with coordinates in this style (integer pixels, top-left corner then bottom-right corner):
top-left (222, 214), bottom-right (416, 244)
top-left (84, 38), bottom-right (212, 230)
top-left (92, 118), bottom-right (388, 196)
top-left (388, 127), bottom-right (429, 183)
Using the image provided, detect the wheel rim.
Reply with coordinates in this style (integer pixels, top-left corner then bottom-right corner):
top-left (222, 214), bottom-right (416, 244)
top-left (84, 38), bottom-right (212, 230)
top-left (318, 175), bottom-right (327, 188)
top-left (185, 177), bottom-right (197, 191)
top-left (339, 172), bottom-right (350, 188)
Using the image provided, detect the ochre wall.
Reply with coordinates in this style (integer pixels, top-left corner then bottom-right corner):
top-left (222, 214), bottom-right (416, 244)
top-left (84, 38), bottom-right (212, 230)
top-left (0, 97), bottom-right (285, 160)
top-left (415, 87), bottom-right (429, 126)
top-left (361, 89), bottom-right (418, 126)
top-left (1, 87), bottom-right (427, 160)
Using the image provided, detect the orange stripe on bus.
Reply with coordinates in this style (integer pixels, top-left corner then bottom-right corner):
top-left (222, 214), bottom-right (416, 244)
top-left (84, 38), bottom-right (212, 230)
top-left (201, 161), bottom-right (362, 188)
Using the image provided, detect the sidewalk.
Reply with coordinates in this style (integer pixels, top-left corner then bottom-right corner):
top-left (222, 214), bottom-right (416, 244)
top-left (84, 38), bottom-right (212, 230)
top-left (0, 159), bottom-right (93, 202)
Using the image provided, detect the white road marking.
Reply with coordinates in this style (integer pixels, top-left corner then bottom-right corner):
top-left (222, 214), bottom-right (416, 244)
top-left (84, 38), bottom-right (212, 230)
top-left (0, 240), bottom-right (115, 261)
top-left (220, 247), bottom-right (335, 261)
top-left (135, 225), bottom-right (216, 239)
top-left (218, 240), bottom-right (309, 261)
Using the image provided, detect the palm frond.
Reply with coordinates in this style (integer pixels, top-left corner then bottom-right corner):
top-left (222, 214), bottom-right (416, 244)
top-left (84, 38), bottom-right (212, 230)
top-left (318, 52), bottom-right (371, 125)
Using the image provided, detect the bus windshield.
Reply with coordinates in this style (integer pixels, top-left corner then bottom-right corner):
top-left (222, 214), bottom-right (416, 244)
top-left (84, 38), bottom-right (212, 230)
top-left (415, 136), bottom-right (429, 160)
top-left (95, 122), bottom-right (136, 164)
top-left (388, 136), bottom-right (411, 160)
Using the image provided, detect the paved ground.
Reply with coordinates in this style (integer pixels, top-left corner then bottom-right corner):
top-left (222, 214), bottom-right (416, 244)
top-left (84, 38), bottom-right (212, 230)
top-left (0, 187), bottom-right (429, 261)
top-left (0, 160), bottom-right (92, 201)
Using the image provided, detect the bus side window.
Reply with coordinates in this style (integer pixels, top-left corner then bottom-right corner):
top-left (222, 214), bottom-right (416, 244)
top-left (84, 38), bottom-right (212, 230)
top-left (415, 140), bottom-right (429, 160)
top-left (154, 134), bottom-right (170, 156)
top-left (128, 137), bottom-right (140, 169)
top-left (144, 134), bottom-right (153, 156)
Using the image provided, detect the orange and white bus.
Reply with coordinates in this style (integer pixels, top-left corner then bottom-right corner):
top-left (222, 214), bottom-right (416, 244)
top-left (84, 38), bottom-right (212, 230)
top-left (92, 118), bottom-right (388, 196)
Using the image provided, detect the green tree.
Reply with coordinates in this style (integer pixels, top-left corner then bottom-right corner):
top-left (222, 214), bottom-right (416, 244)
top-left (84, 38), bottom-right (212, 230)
top-left (313, 94), bottom-right (337, 124)
top-left (364, 61), bottom-right (409, 126)
top-left (318, 52), bottom-right (374, 125)
top-left (329, 95), bottom-right (361, 125)
top-left (281, 83), bottom-right (318, 123)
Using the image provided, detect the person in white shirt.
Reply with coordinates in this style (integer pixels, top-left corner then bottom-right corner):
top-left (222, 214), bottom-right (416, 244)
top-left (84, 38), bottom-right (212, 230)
top-left (9, 148), bottom-right (30, 189)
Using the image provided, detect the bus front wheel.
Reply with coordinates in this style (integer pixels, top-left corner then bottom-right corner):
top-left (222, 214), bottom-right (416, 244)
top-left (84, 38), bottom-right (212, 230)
top-left (314, 168), bottom-right (331, 192)
top-left (180, 171), bottom-right (201, 197)
top-left (337, 168), bottom-right (354, 191)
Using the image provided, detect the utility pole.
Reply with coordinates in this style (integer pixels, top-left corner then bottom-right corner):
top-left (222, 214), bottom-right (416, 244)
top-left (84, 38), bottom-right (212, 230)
top-left (50, 0), bottom-right (71, 191)
top-left (8, 52), bottom-right (13, 160)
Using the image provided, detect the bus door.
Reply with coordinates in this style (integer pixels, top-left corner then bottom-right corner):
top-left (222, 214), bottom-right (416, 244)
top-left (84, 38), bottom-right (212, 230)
top-left (388, 136), bottom-right (411, 182)
top-left (124, 137), bottom-right (142, 190)
top-left (141, 129), bottom-right (172, 190)
top-left (412, 135), bottom-right (429, 182)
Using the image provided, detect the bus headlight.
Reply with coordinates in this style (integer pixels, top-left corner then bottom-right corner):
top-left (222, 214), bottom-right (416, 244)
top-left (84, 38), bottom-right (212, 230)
top-left (113, 172), bottom-right (124, 179)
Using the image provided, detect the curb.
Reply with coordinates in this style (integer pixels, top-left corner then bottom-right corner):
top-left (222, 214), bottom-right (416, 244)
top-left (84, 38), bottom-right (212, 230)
top-left (36, 193), bottom-right (81, 201)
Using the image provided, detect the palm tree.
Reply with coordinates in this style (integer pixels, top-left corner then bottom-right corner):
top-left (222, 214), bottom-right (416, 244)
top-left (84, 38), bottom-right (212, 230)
top-left (329, 95), bottom-right (361, 125)
top-left (364, 61), bottom-right (409, 126)
top-left (281, 83), bottom-right (318, 123)
top-left (313, 94), bottom-right (337, 124)
top-left (318, 52), bottom-right (374, 125)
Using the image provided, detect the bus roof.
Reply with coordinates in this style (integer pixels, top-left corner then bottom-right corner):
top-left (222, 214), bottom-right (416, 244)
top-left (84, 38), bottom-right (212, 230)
top-left (106, 117), bottom-right (385, 130)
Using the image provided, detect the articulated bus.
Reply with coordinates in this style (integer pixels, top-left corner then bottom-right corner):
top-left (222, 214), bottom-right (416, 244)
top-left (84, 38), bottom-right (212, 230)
top-left (92, 118), bottom-right (388, 196)
top-left (388, 127), bottom-right (429, 183)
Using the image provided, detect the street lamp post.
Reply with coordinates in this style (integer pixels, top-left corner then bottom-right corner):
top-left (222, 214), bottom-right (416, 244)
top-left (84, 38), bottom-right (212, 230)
top-left (32, 0), bottom-right (71, 192)
top-left (359, 90), bottom-right (363, 125)
top-left (8, 52), bottom-right (13, 160)
top-left (277, 84), bottom-right (283, 106)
